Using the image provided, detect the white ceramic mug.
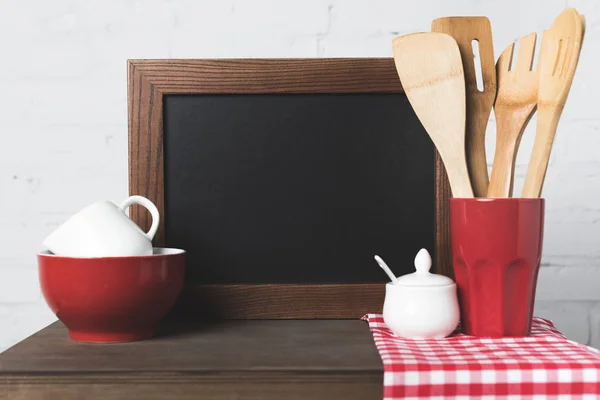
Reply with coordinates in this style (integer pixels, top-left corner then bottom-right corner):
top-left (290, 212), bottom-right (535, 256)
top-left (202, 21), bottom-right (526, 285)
top-left (42, 195), bottom-right (160, 258)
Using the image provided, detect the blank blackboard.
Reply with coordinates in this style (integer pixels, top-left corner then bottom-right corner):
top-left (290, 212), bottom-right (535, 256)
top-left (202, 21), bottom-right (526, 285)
top-left (128, 58), bottom-right (450, 318)
top-left (163, 93), bottom-right (434, 284)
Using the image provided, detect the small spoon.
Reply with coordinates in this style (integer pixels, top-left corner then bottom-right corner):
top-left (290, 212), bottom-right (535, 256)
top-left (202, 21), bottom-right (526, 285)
top-left (374, 255), bottom-right (398, 283)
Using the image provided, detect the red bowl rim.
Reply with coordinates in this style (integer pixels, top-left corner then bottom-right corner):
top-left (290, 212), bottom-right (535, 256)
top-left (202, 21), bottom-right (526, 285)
top-left (450, 198), bottom-right (545, 203)
top-left (37, 247), bottom-right (185, 260)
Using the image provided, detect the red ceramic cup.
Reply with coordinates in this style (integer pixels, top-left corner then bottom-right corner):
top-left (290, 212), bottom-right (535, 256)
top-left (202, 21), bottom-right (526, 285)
top-left (450, 198), bottom-right (544, 337)
top-left (38, 248), bottom-right (185, 343)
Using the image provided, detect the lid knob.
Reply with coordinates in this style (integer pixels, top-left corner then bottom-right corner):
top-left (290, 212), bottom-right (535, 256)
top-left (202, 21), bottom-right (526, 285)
top-left (414, 248), bottom-right (432, 274)
top-left (390, 248), bottom-right (454, 287)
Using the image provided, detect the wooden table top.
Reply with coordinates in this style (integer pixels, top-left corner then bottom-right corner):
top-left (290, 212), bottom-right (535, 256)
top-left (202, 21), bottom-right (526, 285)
top-left (0, 319), bottom-right (383, 400)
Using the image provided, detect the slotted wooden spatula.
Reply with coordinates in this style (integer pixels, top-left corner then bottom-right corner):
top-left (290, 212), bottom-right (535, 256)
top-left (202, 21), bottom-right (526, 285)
top-left (392, 32), bottom-right (473, 198)
top-left (522, 8), bottom-right (584, 198)
top-left (432, 17), bottom-right (496, 197)
top-left (487, 33), bottom-right (538, 197)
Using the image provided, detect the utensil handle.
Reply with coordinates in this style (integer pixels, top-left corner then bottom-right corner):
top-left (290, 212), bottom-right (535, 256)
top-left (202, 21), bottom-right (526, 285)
top-left (374, 255), bottom-right (398, 283)
top-left (488, 114), bottom-right (531, 198)
top-left (439, 149), bottom-right (474, 198)
top-left (522, 106), bottom-right (563, 198)
top-left (466, 120), bottom-right (490, 198)
top-left (488, 144), bottom-right (517, 198)
top-left (119, 195), bottom-right (160, 240)
top-left (447, 168), bottom-right (474, 198)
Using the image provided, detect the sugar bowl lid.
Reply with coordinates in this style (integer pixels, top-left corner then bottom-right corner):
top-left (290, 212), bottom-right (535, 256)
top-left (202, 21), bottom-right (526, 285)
top-left (394, 249), bottom-right (454, 287)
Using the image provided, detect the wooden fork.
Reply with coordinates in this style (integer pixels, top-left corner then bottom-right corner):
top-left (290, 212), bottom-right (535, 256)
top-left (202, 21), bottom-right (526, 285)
top-left (522, 8), bottom-right (584, 198)
top-left (487, 33), bottom-right (538, 197)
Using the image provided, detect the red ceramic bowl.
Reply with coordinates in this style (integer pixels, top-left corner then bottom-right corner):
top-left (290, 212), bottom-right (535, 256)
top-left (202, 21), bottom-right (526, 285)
top-left (38, 248), bottom-right (185, 343)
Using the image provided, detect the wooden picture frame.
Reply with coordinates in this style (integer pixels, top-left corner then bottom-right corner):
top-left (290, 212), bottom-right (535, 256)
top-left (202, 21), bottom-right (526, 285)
top-left (128, 58), bottom-right (451, 319)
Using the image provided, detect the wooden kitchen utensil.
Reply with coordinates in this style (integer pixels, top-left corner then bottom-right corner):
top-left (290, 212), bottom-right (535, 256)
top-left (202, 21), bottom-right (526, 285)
top-left (432, 17), bottom-right (496, 197)
top-left (392, 32), bottom-right (473, 198)
top-left (580, 15), bottom-right (586, 45)
top-left (522, 8), bottom-right (584, 198)
top-left (487, 33), bottom-right (538, 197)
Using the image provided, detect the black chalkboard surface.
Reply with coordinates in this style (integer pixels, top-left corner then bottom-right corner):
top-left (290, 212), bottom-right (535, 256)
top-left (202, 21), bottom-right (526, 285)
top-left (164, 94), bottom-right (433, 284)
top-left (128, 58), bottom-right (450, 318)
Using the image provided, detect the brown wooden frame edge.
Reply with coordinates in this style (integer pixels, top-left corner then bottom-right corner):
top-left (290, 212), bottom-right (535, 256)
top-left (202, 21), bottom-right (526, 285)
top-left (128, 58), bottom-right (451, 319)
top-left (175, 283), bottom-right (386, 319)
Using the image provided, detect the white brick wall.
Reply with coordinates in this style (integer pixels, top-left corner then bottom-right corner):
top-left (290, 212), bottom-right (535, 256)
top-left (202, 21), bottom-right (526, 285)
top-left (1, 0), bottom-right (599, 352)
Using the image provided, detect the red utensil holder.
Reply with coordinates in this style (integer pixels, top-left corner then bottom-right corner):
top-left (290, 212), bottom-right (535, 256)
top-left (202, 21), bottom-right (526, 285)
top-left (450, 198), bottom-right (544, 337)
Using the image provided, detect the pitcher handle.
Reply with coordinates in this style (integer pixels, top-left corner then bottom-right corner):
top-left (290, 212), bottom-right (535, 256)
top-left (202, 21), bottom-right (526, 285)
top-left (119, 195), bottom-right (160, 241)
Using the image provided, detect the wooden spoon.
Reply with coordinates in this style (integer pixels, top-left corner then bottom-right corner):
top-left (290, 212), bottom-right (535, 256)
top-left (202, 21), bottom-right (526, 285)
top-left (432, 17), bottom-right (496, 197)
top-left (522, 8), bottom-right (584, 198)
top-left (487, 33), bottom-right (538, 197)
top-left (392, 32), bottom-right (473, 198)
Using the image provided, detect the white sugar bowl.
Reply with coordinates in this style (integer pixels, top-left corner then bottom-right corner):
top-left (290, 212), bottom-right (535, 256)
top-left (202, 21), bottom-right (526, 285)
top-left (376, 249), bottom-right (459, 340)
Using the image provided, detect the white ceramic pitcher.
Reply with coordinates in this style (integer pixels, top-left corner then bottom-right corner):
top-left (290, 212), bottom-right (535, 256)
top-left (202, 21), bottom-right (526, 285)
top-left (43, 195), bottom-right (160, 258)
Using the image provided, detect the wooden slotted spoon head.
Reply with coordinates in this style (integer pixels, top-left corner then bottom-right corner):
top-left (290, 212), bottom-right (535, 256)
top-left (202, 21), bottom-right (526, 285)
top-left (522, 8), bottom-right (584, 198)
top-left (392, 32), bottom-right (474, 198)
top-left (432, 17), bottom-right (496, 197)
top-left (487, 33), bottom-right (538, 197)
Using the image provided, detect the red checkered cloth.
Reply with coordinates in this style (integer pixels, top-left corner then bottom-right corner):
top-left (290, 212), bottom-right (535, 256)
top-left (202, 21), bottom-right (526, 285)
top-left (363, 314), bottom-right (600, 399)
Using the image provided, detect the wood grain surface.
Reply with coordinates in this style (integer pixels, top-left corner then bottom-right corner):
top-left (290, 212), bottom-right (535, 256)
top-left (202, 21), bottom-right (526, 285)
top-left (0, 320), bottom-right (383, 399)
top-left (488, 33), bottom-right (538, 198)
top-left (392, 34), bottom-right (473, 198)
top-left (431, 17), bottom-right (496, 198)
top-left (522, 10), bottom-right (584, 198)
top-left (128, 58), bottom-right (452, 318)
top-left (176, 283), bottom-right (385, 319)
top-left (1, 373), bottom-right (382, 400)
top-left (435, 152), bottom-right (453, 279)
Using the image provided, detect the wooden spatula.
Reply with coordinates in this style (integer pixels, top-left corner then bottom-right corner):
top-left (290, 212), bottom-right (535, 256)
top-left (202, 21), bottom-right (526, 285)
top-left (522, 8), bottom-right (584, 198)
top-left (432, 17), bottom-right (496, 197)
top-left (487, 33), bottom-right (538, 197)
top-left (392, 32), bottom-right (473, 198)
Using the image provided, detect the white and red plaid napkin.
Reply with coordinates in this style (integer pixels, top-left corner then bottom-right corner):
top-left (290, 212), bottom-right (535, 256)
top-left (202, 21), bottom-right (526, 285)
top-left (363, 314), bottom-right (600, 399)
